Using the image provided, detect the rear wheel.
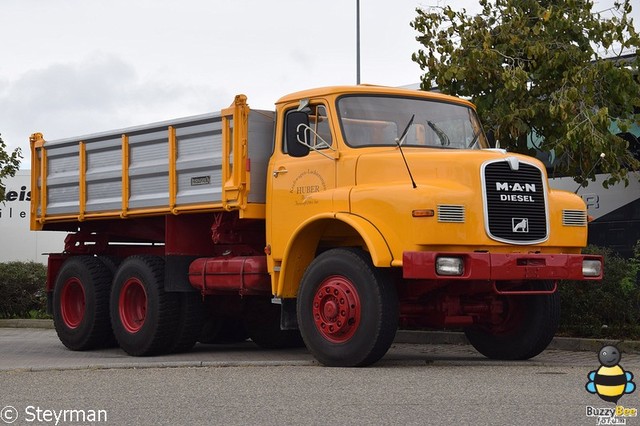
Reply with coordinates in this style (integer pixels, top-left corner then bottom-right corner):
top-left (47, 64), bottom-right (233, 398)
top-left (110, 256), bottom-right (179, 356)
top-left (464, 281), bottom-right (560, 360)
top-left (297, 248), bottom-right (398, 367)
top-left (53, 256), bottom-right (114, 350)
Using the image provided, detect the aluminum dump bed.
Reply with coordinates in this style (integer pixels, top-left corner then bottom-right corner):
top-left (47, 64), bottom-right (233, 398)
top-left (30, 96), bottom-right (273, 229)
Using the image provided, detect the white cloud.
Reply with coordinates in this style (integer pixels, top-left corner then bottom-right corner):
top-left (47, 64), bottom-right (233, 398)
top-left (0, 54), bottom-right (231, 159)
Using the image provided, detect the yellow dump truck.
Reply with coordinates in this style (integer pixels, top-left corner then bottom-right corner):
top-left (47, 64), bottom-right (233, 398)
top-left (30, 85), bottom-right (602, 366)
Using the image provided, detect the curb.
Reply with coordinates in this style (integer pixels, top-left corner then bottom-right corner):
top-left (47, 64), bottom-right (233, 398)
top-left (3, 320), bottom-right (639, 354)
top-left (395, 330), bottom-right (640, 354)
top-left (0, 319), bottom-right (54, 329)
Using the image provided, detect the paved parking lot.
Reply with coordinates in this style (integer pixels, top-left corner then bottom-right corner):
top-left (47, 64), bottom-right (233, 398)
top-left (4, 327), bottom-right (640, 425)
top-left (2, 327), bottom-right (640, 371)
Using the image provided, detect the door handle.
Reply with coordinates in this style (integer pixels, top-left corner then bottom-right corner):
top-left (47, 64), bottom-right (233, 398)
top-left (273, 168), bottom-right (288, 177)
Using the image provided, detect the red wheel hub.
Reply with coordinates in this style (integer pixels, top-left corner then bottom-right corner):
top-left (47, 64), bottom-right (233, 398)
top-left (60, 278), bottom-right (85, 329)
top-left (313, 276), bottom-right (361, 343)
top-left (119, 278), bottom-right (147, 333)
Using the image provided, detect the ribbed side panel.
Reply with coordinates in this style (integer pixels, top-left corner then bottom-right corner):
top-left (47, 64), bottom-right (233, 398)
top-left (42, 110), bottom-right (274, 217)
top-left (46, 143), bottom-right (79, 215)
top-left (86, 135), bottom-right (122, 212)
top-left (173, 118), bottom-right (224, 207)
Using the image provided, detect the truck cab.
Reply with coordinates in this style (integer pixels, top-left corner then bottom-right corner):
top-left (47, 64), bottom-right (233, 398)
top-left (266, 86), bottom-right (601, 365)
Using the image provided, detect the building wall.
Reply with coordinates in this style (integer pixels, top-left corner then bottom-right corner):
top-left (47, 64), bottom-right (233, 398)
top-left (0, 170), bottom-right (66, 263)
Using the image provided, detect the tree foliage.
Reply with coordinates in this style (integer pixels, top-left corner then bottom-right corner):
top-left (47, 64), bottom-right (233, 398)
top-left (0, 134), bottom-right (22, 201)
top-left (412, 0), bottom-right (640, 186)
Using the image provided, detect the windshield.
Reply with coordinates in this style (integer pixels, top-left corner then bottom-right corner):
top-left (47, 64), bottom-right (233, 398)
top-left (337, 95), bottom-right (488, 149)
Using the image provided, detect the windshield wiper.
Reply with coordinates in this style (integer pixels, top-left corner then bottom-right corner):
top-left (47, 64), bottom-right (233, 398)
top-left (467, 130), bottom-right (481, 149)
top-left (427, 121), bottom-right (450, 147)
top-left (395, 114), bottom-right (417, 189)
top-left (397, 114), bottom-right (415, 146)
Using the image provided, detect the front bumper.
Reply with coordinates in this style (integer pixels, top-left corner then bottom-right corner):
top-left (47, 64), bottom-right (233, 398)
top-left (403, 251), bottom-right (603, 281)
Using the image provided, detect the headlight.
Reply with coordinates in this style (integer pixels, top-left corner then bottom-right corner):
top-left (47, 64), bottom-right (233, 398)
top-left (582, 259), bottom-right (602, 277)
top-left (436, 257), bottom-right (464, 276)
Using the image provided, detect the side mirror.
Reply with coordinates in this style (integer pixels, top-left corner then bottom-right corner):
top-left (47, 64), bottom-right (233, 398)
top-left (286, 111), bottom-right (311, 157)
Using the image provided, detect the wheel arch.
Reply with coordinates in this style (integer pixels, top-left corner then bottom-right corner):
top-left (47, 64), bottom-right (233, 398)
top-left (275, 213), bottom-right (393, 298)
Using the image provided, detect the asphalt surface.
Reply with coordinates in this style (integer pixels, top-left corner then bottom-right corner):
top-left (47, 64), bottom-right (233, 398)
top-left (3, 323), bottom-right (640, 425)
top-left (3, 360), bottom-right (632, 425)
top-left (1, 320), bottom-right (640, 371)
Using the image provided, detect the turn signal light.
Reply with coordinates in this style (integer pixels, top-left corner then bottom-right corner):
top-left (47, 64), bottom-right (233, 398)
top-left (412, 209), bottom-right (435, 218)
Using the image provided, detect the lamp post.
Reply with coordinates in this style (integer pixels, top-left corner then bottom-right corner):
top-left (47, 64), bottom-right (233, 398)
top-left (356, 0), bottom-right (361, 84)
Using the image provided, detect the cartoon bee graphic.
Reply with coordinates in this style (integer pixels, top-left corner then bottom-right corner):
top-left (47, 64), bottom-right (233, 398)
top-left (586, 345), bottom-right (636, 403)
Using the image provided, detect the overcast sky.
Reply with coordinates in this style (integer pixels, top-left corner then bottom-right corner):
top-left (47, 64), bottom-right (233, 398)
top-left (1, 0), bottom-right (637, 167)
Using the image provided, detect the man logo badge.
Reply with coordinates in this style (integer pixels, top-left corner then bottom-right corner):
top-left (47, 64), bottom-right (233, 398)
top-left (512, 218), bottom-right (529, 233)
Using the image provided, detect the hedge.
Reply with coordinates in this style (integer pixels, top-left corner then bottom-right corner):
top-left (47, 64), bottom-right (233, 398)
top-left (0, 261), bottom-right (48, 319)
top-left (558, 243), bottom-right (640, 339)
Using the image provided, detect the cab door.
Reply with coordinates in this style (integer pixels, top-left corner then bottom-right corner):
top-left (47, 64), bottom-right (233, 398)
top-left (267, 102), bottom-right (337, 278)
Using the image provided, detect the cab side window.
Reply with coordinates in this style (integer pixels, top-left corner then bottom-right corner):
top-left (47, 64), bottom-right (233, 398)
top-left (310, 105), bottom-right (332, 149)
top-left (283, 104), bottom-right (333, 154)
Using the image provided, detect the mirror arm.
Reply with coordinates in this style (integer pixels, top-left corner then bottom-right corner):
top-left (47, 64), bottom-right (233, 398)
top-left (296, 124), bottom-right (337, 160)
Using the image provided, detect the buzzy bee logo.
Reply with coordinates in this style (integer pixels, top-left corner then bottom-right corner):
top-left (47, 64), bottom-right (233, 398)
top-left (585, 345), bottom-right (638, 424)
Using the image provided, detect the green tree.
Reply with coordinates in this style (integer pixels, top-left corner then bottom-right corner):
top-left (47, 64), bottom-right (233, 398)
top-left (411, 0), bottom-right (640, 187)
top-left (0, 134), bottom-right (22, 201)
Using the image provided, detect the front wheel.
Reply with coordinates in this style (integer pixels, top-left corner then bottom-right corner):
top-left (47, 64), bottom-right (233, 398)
top-left (297, 248), bottom-right (398, 367)
top-left (464, 281), bottom-right (560, 360)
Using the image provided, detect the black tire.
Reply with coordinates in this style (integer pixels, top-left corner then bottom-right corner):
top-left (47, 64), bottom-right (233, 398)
top-left (244, 298), bottom-right (304, 349)
top-left (98, 256), bottom-right (121, 276)
top-left (110, 256), bottom-right (179, 356)
top-left (297, 248), bottom-right (398, 367)
top-left (169, 292), bottom-right (204, 353)
top-left (52, 256), bottom-right (115, 350)
top-left (464, 281), bottom-right (560, 360)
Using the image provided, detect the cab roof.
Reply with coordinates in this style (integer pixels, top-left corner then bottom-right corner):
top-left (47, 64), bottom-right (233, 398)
top-left (275, 85), bottom-right (475, 109)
